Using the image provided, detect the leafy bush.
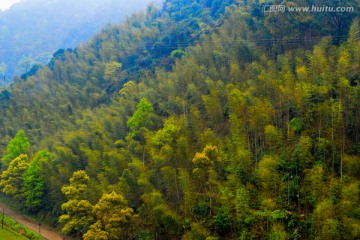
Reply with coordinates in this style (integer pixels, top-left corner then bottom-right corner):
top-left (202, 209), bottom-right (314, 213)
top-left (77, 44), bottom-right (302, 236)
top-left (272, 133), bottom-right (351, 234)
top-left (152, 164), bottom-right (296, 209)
top-left (3, 214), bottom-right (44, 240)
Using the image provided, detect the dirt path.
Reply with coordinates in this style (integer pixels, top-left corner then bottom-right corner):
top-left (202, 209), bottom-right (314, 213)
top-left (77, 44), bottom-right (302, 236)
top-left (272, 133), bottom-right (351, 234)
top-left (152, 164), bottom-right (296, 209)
top-left (0, 202), bottom-right (66, 240)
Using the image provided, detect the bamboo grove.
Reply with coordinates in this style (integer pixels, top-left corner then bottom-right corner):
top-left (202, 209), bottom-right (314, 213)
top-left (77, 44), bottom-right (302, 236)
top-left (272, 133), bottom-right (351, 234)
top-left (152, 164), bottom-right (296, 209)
top-left (0, 0), bottom-right (359, 239)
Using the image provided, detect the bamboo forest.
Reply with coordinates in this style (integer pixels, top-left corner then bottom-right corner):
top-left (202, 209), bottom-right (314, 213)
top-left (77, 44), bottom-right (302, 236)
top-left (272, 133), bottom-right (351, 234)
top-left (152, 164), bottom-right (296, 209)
top-left (0, 0), bottom-right (360, 239)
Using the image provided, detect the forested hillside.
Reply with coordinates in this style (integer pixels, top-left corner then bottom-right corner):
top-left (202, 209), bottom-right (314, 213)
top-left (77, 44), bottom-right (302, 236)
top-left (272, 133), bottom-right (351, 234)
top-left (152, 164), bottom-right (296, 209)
top-left (0, 0), bottom-right (360, 239)
top-left (0, 0), bottom-right (160, 83)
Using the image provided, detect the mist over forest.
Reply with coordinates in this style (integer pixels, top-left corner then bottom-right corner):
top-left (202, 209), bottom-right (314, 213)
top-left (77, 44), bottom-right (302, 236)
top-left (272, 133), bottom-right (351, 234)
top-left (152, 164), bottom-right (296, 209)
top-left (0, 0), bottom-right (162, 82)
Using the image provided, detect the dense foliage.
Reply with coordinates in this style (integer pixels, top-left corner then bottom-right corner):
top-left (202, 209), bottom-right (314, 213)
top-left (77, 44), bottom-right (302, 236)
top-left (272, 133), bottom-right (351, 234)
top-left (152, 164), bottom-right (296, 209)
top-left (0, 0), bottom-right (360, 239)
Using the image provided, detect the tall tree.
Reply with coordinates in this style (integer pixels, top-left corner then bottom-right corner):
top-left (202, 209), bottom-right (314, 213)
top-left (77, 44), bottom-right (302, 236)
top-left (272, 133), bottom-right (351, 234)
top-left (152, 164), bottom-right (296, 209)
top-left (59, 170), bottom-right (94, 237)
top-left (1, 130), bottom-right (30, 167)
top-left (192, 145), bottom-right (222, 216)
top-left (127, 98), bottom-right (154, 137)
top-left (0, 154), bottom-right (29, 200)
top-left (22, 150), bottom-right (50, 213)
top-left (83, 191), bottom-right (135, 240)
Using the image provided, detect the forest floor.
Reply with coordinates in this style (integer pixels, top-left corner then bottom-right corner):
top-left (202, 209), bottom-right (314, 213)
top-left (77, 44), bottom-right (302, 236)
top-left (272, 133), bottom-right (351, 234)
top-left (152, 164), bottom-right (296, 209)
top-left (0, 202), bottom-right (65, 240)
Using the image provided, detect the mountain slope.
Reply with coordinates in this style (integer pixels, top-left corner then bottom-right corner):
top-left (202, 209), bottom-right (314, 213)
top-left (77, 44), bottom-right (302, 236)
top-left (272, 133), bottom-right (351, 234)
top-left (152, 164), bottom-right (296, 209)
top-left (0, 0), bottom-right (359, 239)
top-left (0, 0), bottom-right (162, 82)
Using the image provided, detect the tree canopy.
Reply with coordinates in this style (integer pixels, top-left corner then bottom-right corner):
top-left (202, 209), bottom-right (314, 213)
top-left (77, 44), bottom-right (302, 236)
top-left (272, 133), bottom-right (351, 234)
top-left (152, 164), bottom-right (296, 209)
top-left (0, 0), bottom-right (359, 239)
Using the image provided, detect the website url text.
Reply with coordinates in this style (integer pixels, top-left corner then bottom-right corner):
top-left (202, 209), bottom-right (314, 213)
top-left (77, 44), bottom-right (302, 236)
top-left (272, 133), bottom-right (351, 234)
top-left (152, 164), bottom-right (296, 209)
top-left (262, 5), bottom-right (354, 13)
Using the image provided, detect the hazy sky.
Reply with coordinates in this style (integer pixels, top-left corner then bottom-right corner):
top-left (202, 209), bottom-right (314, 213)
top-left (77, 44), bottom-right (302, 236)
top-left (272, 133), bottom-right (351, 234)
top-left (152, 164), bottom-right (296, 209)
top-left (0, 0), bottom-right (21, 11)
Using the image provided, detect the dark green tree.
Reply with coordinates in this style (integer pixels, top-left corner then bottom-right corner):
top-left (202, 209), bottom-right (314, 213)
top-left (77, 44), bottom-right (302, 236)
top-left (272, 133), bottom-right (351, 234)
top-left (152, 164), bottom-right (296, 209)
top-left (22, 150), bottom-right (50, 213)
